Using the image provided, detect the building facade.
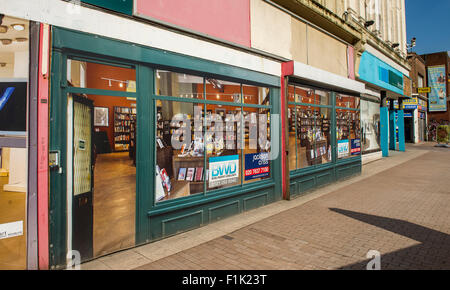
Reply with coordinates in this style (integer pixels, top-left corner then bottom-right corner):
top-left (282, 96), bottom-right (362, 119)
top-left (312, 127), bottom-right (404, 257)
top-left (0, 0), bottom-right (411, 269)
top-left (405, 52), bottom-right (428, 143)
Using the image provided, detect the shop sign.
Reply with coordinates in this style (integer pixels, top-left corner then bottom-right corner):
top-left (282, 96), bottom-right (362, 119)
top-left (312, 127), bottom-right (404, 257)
top-left (0, 221), bottom-right (23, 240)
top-left (244, 153), bottom-right (270, 181)
top-left (338, 140), bottom-right (349, 158)
top-left (418, 87), bottom-right (431, 94)
top-left (208, 155), bottom-right (239, 188)
top-left (81, 0), bottom-right (133, 15)
top-left (350, 139), bottom-right (361, 155)
top-left (428, 65), bottom-right (447, 112)
top-left (402, 97), bottom-right (418, 110)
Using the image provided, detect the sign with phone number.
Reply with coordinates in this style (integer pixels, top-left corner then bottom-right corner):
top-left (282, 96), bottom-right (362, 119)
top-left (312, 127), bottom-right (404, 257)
top-left (245, 153), bottom-right (270, 181)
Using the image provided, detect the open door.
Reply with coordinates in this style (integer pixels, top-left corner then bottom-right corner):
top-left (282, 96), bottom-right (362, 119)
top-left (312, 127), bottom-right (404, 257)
top-left (71, 94), bottom-right (94, 262)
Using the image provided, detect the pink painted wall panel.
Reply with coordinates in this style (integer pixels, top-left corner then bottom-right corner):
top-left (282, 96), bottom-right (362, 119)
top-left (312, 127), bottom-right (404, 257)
top-left (347, 46), bottom-right (355, 80)
top-left (135, 0), bottom-right (251, 48)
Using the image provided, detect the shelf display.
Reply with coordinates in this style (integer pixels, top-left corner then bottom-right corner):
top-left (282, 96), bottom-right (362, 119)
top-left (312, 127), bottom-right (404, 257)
top-left (113, 106), bottom-right (136, 152)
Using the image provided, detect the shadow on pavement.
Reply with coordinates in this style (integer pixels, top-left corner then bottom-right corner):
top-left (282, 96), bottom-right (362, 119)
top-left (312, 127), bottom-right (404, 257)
top-left (329, 208), bottom-right (450, 270)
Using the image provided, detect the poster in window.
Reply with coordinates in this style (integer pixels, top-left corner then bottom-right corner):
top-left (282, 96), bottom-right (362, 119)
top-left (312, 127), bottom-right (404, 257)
top-left (208, 155), bottom-right (239, 188)
top-left (338, 139), bottom-right (349, 158)
top-left (351, 139), bottom-right (361, 155)
top-left (244, 153), bottom-right (269, 181)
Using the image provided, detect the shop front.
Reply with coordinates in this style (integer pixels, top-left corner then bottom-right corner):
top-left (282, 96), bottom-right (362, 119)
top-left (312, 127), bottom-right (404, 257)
top-left (282, 61), bottom-right (365, 198)
top-left (48, 27), bottom-right (282, 268)
top-left (358, 50), bottom-right (412, 156)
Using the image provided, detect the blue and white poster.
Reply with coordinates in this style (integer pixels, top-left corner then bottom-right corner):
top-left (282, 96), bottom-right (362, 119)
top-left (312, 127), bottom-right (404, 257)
top-left (351, 139), bottom-right (361, 155)
top-left (244, 153), bottom-right (270, 181)
top-left (208, 155), bottom-right (239, 188)
top-left (338, 139), bottom-right (349, 159)
top-left (428, 65), bottom-right (447, 112)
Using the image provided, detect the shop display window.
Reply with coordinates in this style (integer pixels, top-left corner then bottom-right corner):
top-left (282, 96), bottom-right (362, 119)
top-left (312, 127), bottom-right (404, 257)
top-left (67, 59), bottom-right (136, 92)
top-left (156, 70), bottom-right (203, 99)
top-left (243, 85), bottom-right (270, 105)
top-left (336, 93), bottom-right (360, 109)
top-left (360, 100), bottom-right (381, 153)
top-left (288, 85), bottom-right (332, 170)
top-left (154, 70), bottom-right (272, 203)
top-left (0, 15), bottom-right (29, 270)
top-left (205, 79), bottom-right (241, 103)
top-left (336, 109), bottom-right (361, 159)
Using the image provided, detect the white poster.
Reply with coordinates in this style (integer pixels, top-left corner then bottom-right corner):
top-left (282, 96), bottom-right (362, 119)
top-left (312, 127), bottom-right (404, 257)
top-left (0, 221), bottom-right (23, 240)
top-left (208, 155), bottom-right (239, 188)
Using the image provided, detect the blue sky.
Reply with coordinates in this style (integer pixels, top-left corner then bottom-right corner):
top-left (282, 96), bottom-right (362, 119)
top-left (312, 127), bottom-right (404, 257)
top-left (405, 0), bottom-right (450, 55)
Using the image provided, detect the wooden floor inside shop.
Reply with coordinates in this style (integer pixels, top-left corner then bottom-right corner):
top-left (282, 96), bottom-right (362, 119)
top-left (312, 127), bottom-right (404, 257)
top-left (0, 176), bottom-right (26, 270)
top-left (93, 152), bottom-right (136, 258)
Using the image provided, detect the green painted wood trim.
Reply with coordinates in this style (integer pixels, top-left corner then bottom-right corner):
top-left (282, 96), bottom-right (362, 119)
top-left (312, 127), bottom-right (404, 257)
top-left (49, 51), bottom-right (68, 268)
top-left (289, 162), bottom-right (334, 177)
top-left (66, 87), bottom-right (137, 98)
top-left (52, 27), bottom-right (280, 88)
top-left (148, 180), bottom-right (276, 217)
top-left (81, 0), bottom-right (133, 15)
top-left (135, 65), bottom-right (153, 245)
top-left (335, 107), bottom-right (360, 111)
top-left (336, 155), bottom-right (362, 165)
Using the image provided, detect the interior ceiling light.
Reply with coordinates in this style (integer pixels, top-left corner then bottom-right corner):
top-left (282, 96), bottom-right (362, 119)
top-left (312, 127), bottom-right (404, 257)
top-left (0, 39), bottom-right (12, 45)
top-left (15, 37), bottom-right (28, 42)
top-left (0, 25), bottom-right (7, 33)
top-left (0, 63), bottom-right (6, 67)
top-left (11, 24), bottom-right (25, 31)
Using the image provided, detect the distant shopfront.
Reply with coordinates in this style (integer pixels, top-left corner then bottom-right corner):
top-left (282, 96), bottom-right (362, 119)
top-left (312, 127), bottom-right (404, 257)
top-left (282, 61), bottom-right (365, 198)
top-left (358, 50), bottom-right (412, 156)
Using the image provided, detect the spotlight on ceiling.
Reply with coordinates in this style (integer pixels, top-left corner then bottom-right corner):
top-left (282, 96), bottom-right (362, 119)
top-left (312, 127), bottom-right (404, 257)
top-left (391, 43), bottom-right (400, 49)
top-left (0, 62), bottom-right (6, 68)
top-left (364, 20), bottom-right (375, 28)
top-left (0, 25), bottom-right (7, 33)
top-left (15, 37), bottom-right (28, 42)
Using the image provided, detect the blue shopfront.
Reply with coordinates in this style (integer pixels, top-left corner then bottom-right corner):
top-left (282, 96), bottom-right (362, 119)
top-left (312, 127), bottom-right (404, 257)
top-left (358, 51), bottom-right (412, 157)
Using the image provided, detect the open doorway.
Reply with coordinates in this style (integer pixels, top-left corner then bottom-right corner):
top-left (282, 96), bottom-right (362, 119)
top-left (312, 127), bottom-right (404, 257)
top-left (67, 60), bottom-right (137, 262)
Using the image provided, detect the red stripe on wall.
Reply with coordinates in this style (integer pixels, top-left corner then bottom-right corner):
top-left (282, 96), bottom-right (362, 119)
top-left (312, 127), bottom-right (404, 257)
top-left (281, 61), bottom-right (294, 199)
top-left (37, 23), bottom-right (49, 270)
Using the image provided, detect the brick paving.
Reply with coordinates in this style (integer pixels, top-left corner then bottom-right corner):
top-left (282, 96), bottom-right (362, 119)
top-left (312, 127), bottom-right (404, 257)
top-left (137, 149), bottom-right (450, 270)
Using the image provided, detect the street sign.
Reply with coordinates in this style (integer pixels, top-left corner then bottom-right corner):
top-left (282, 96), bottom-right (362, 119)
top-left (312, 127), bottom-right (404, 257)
top-left (418, 87), bottom-right (431, 93)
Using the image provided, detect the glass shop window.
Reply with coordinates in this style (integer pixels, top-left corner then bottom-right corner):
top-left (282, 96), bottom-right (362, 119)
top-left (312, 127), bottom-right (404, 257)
top-left (243, 85), bottom-right (270, 105)
top-left (336, 93), bottom-right (360, 109)
top-left (361, 100), bottom-right (381, 153)
top-left (155, 100), bottom-right (205, 202)
top-left (205, 79), bottom-right (241, 103)
top-left (205, 105), bottom-right (242, 191)
top-left (155, 70), bottom-right (203, 99)
top-left (67, 59), bottom-right (136, 92)
top-left (336, 109), bottom-right (361, 159)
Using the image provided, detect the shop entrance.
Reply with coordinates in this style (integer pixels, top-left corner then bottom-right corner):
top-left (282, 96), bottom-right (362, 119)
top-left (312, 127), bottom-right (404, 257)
top-left (65, 59), bottom-right (137, 263)
top-left (404, 114), bottom-right (414, 143)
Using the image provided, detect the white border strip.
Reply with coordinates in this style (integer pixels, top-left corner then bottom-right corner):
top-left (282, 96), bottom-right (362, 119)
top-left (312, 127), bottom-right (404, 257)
top-left (0, 0), bottom-right (281, 77)
top-left (293, 61), bottom-right (366, 94)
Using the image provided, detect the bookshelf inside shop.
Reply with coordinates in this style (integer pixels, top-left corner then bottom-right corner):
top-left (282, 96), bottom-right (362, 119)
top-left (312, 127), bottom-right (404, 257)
top-left (113, 106), bottom-right (136, 152)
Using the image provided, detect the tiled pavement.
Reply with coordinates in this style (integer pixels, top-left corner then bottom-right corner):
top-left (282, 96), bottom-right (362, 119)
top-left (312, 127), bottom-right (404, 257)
top-left (82, 144), bottom-right (450, 270)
